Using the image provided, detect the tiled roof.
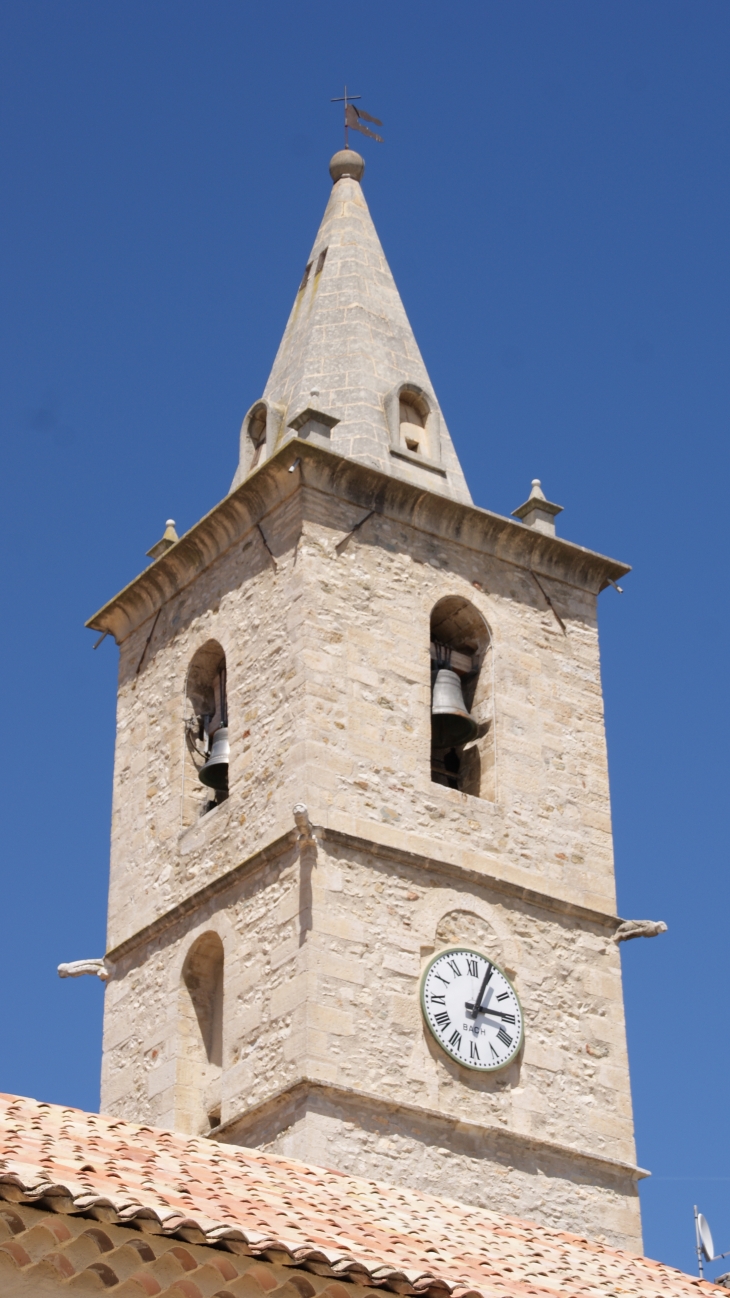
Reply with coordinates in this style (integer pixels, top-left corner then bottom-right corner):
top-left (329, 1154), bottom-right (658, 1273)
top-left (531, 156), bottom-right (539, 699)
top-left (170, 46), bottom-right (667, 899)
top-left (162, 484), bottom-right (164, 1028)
top-left (0, 1093), bottom-right (719, 1298)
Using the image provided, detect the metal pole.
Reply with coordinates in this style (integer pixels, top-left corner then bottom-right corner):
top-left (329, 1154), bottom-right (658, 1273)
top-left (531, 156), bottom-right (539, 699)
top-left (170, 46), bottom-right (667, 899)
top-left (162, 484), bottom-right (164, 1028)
top-left (331, 86), bottom-right (361, 150)
top-left (695, 1205), bottom-right (704, 1279)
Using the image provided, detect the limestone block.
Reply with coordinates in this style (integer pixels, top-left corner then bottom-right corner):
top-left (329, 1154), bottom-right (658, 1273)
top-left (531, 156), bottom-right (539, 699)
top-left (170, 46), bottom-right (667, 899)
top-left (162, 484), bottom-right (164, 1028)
top-left (270, 976), bottom-right (307, 1019)
top-left (311, 949), bottom-right (366, 985)
top-left (382, 951), bottom-right (420, 978)
top-left (308, 1003), bottom-right (355, 1036)
top-left (314, 911), bottom-right (365, 943)
top-left (389, 993), bottom-right (420, 1030)
top-left (147, 1059), bottom-right (176, 1099)
top-left (308, 1057), bottom-right (340, 1083)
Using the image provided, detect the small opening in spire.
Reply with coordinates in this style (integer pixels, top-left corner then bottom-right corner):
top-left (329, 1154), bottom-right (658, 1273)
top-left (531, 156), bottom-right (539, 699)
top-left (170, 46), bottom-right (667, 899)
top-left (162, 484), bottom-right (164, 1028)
top-left (248, 404), bottom-right (267, 469)
top-left (315, 248), bottom-right (328, 275)
top-left (299, 262), bottom-right (312, 292)
top-left (399, 395), bottom-right (426, 454)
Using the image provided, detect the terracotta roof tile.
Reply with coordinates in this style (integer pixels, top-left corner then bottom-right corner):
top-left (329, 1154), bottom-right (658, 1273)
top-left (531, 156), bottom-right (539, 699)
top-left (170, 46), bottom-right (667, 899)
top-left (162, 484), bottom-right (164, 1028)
top-left (0, 1093), bottom-right (722, 1298)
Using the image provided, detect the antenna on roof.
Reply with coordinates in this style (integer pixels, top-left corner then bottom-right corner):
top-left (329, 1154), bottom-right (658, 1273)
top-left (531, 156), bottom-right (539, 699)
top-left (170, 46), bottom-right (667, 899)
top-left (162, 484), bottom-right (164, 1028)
top-left (331, 85), bottom-right (384, 147)
top-left (694, 1206), bottom-right (730, 1278)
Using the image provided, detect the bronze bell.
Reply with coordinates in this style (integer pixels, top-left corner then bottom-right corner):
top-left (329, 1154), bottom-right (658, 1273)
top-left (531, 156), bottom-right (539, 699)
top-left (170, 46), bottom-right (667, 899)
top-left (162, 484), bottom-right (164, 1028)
top-left (431, 668), bottom-right (478, 748)
top-left (199, 726), bottom-right (230, 791)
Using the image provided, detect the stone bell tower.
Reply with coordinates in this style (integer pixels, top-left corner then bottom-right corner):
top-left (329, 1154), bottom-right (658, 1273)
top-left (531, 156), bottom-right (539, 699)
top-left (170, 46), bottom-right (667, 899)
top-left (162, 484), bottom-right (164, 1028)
top-left (89, 148), bottom-right (642, 1253)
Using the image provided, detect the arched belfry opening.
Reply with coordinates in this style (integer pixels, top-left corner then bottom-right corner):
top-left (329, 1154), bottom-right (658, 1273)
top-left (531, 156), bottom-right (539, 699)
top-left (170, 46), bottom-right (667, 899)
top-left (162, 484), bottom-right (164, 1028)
top-left (184, 640), bottom-right (229, 817)
top-left (175, 932), bottom-right (224, 1135)
top-left (430, 597), bottom-right (494, 800)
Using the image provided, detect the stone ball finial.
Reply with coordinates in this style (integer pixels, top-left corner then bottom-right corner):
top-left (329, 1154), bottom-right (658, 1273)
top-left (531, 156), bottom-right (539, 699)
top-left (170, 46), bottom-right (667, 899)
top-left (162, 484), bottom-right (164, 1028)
top-left (329, 149), bottom-right (365, 183)
top-left (146, 518), bottom-right (179, 561)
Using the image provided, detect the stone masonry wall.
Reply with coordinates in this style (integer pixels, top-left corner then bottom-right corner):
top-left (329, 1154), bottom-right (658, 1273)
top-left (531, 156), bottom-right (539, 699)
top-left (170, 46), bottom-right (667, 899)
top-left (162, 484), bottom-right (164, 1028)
top-left (107, 483), bottom-right (616, 954)
top-left (291, 495), bottom-right (615, 917)
top-left (101, 474), bottom-right (638, 1249)
top-left (236, 1100), bottom-right (641, 1253)
top-left (102, 832), bottom-right (639, 1248)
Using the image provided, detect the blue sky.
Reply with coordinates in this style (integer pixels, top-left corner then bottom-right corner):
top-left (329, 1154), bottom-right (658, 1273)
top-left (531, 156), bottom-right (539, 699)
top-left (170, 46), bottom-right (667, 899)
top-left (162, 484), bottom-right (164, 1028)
top-left (1, 1), bottom-right (729, 1276)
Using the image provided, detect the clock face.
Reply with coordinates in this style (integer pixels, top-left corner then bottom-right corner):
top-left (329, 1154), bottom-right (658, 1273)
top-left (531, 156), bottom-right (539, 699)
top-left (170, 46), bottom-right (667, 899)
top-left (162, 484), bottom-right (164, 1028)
top-left (420, 947), bottom-right (524, 1071)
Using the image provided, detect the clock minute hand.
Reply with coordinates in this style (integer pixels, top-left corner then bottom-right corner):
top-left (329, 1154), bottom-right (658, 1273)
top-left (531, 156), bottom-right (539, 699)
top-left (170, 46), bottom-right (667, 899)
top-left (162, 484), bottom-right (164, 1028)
top-left (467, 962), bottom-right (493, 1019)
top-left (464, 1003), bottom-right (513, 1021)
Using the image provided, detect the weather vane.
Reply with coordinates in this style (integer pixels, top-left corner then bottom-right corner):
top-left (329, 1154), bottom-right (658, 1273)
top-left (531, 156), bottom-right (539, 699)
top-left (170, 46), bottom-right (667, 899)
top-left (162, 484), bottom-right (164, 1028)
top-left (331, 86), bottom-right (383, 148)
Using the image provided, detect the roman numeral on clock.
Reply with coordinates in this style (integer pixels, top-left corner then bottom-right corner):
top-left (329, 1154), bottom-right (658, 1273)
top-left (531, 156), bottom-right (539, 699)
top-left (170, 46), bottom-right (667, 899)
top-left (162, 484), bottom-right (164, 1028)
top-left (448, 1030), bottom-right (462, 1051)
top-left (430, 994), bottom-right (446, 1005)
top-left (501, 1013), bottom-right (516, 1024)
top-left (490, 1043), bottom-right (499, 1061)
top-left (470, 1041), bottom-right (480, 1061)
top-left (497, 1027), bottom-right (513, 1047)
top-left (434, 1011), bottom-right (450, 1028)
top-left (447, 958), bottom-right (461, 977)
top-left (466, 958), bottom-right (479, 977)
top-left (497, 992), bottom-right (509, 1001)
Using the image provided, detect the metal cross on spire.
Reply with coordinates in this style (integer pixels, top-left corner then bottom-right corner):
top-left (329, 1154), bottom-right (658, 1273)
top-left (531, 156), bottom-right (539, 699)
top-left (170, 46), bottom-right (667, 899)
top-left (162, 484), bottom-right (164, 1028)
top-left (331, 86), bottom-right (384, 147)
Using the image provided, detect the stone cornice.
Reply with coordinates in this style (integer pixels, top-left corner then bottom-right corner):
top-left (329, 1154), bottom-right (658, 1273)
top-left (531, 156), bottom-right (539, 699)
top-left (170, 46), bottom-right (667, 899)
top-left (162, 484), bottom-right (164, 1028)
top-left (319, 824), bottom-right (621, 931)
top-left (104, 821), bottom-right (622, 968)
top-left (105, 828), bottom-right (299, 965)
top-left (210, 1076), bottom-right (650, 1184)
top-left (87, 439), bottom-right (631, 644)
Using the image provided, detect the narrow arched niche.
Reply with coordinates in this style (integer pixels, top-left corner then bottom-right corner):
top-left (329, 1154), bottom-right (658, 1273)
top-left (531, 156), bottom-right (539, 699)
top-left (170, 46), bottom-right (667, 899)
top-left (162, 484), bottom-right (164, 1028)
top-left (399, 386), bottom-right (431, 456)
top-left (430, 596), bottom-right (494, 800)
top-left (384, 382), bottom-right (442, 464)
top-left (175, 932), bottom-right (224, 1135)
top-left (183, 640), bottom-right (229, 821)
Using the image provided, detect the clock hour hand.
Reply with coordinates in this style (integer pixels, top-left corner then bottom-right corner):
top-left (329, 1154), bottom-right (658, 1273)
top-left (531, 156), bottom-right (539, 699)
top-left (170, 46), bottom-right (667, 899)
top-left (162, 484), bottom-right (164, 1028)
top-left (464, 1003), bottom-right (513, 1021)
top-left (467, 962), bottom-right (493, 1019)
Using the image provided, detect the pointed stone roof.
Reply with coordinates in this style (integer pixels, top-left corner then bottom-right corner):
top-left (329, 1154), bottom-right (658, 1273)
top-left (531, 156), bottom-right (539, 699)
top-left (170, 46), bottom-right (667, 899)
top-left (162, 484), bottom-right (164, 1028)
top-left (231, 151), bottom-right (472, 504)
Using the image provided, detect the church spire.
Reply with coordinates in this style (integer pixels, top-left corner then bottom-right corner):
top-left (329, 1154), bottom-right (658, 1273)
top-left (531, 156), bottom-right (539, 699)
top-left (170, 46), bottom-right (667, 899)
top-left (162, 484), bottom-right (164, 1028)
top-left (231, 151), bottom-right (472, 504)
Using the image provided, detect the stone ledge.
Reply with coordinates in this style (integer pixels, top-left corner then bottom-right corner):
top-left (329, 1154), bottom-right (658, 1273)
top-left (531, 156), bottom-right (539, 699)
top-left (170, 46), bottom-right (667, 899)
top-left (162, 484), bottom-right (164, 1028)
top-left (210, 1075), bottom-right (650, 1184)
top-left (105, 828), bottom-right (299, 965)
top-left (389, 446), bottom-right (447, 476)
top-left (319, 816), bottom-right (619, 925)
top-left (104, 819), bottom-right (623, 969)
top-left (86, 439), bottom-right (631, 644)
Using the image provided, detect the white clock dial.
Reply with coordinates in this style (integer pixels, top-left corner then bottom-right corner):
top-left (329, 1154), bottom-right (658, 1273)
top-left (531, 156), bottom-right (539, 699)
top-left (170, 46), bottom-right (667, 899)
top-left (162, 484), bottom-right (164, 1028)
top-left (421, 947), bottom-right (523, 1071)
